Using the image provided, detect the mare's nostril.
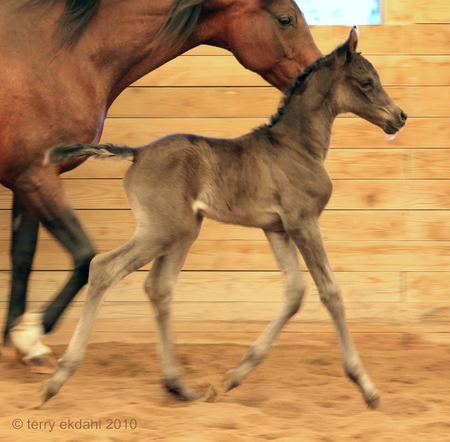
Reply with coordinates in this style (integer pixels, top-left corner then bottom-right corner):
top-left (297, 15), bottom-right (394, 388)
top-left (400, 111), bottom-right (407, 122)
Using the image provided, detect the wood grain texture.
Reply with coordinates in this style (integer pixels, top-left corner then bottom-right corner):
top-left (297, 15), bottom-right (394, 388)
top-left (3, 178), bottom-right (450, 210)
top-left (2, 210), bottom-right (448, 243)
top-left (106, 86), bottom-right (446, 118)
top-left (413, 0), bottom-right (450, 22)
top-left (132, 55), bottom-right (450, 87)
top-left (410, 24), bottom-right (450, 54)
top-left (1, 239), bottom-right (449, 272)
top-left (60, 149), bottom-right (408, 179)
top-left (95, 117), bottom-right (449, 148)
top-left (0, 270), bottom-right (402, 303)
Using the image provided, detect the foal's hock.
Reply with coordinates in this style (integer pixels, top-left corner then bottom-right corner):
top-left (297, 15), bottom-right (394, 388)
top-left (43, 27), bottom-right (406, 408)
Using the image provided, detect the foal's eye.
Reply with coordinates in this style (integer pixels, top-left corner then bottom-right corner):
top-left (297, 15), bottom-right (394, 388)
top-left (360, 80), bottom-right (373, 89)
top-left (277, 15), bottom-right (293, 27)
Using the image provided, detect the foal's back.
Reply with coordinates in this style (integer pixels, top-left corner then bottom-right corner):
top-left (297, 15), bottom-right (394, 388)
top-left (125, 129), bottom-right (330, 232)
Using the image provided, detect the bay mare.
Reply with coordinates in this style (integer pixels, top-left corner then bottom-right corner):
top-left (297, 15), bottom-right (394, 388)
top-left (43, 28), bottom-right (407, 408)
top-left (0, 0), bottom-right (322, 371)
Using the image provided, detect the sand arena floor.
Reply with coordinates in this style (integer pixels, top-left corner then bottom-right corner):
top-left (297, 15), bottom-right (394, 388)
top-left (1, 323), bottom-right (450, 441)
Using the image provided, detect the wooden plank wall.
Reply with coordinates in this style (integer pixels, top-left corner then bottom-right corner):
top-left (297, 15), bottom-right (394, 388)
top-left (1, 0), bottom-right (449, 330)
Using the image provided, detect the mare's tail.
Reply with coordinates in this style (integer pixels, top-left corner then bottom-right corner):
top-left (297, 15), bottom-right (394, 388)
top-left (44, 143), bottom-right (135, 165)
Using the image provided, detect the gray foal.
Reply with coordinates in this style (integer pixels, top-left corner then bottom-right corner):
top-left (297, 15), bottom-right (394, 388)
top-left (43, 27), bottom-right (406, 408)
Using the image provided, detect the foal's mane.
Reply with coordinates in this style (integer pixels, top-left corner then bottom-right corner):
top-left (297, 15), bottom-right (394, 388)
top-left (264, 42), bottom-right (345, 128)
top-left (20, 0), bottom-right (204, 49)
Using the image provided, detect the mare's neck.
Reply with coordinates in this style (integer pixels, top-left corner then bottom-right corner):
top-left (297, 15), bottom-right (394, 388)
top-left (4, 2), bottom-right (193, 103)
top-left (270, 69), bottom-right (338, 161)
top-left (75, 0), bottom-right (235, 107)
top-left (75, 1), bottom-right (201, 106)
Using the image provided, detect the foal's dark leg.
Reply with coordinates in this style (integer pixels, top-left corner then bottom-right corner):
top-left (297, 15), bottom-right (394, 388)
top-left (3, 197), bottom-right (39, 340)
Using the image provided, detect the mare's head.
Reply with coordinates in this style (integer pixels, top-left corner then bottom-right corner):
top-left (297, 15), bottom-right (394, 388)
top-left (328, 27), bottom-right (407, 134)
top-left (199, 0), bottom-right (322, 90)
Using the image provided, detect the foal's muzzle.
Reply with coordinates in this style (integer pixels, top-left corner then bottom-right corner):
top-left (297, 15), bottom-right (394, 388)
top-left (386, 109), bottom-right (407, 134)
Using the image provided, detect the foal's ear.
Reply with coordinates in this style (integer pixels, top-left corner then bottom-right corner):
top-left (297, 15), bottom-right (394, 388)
top-left (336, 26), bottom-right (359, 64)
top-left (347, 26), bottom-right (359, 56)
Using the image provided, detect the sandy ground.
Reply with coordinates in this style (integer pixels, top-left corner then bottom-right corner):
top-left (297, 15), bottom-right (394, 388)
top-left (1, 328), bottom-right (450, 442)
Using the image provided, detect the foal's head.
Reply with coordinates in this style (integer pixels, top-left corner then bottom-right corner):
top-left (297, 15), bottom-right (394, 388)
top-left (329, 27), bottom-right (407, 134)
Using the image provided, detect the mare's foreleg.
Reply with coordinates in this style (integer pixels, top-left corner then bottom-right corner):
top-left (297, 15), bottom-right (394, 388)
top-left (7, 177), bottom-right (95, 372)
top-left (289, 219), bottom-right (379, 409)
top-left (4, 197), bottom-right (39, 340)
top-left (224, 230), bottom-right (306, 391)
top-left (145, 226), bottom-right (201, 401)
top-left (40, 214), bottom-right (95, 333)
top-left (2, 198), bottom-right (48, 367)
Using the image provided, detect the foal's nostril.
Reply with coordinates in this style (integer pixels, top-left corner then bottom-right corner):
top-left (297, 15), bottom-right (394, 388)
top-left (400, 111), bottom-right (407, 122)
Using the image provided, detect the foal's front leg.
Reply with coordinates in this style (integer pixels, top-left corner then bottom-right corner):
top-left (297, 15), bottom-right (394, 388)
top-left (224, 230), bottom-right (306, 391)
top-left (289, 219), bottom-right (380, 409)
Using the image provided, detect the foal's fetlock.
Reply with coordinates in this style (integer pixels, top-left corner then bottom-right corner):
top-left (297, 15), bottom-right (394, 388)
top-left (224, 346), bottom-right (265, 392)
top-left (344, 363), bottom-right (379, 409)
top-left (164, 378), bottom-right (201, 401)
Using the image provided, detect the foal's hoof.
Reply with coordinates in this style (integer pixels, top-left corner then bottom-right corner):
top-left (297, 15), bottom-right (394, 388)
top-left (223, 369), bottom-right (242, 392)
top-left (365, 391), bottom-right (381, 410)
top-left (165, 380), bottom-right (202, 401)
top-left (41, 380), bottom-right (60, 405)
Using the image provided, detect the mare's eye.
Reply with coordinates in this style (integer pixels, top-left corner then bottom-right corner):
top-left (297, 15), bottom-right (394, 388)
top-left (360, 80), bottom-right (373, 89)
top-left (278, 15), bottom-right (293, 27)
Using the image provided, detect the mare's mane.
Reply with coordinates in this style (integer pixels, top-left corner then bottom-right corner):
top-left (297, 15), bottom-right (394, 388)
top-left (20, 0), bottom-right (204, 49)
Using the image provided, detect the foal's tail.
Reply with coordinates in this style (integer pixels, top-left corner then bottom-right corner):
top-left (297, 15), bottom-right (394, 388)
top-left (44, 143), bottom-right (135, 165)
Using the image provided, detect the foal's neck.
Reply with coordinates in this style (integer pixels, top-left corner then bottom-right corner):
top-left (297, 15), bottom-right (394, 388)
top-left (270, 68), bottom-right (337, 161)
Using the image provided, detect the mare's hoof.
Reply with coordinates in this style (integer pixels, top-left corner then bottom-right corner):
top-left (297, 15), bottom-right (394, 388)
top-left (9, 312), bottom-right (56, 373)
top-left (23, 353), bottom-right (58, 374)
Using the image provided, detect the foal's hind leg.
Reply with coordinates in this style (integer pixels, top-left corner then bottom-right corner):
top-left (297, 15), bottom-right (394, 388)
top-left (289, 219), bottom-right (379, 409)
top-left (42, 230), bottom-right (167, 404)
top-left (224, 230), bottom-right (306, 392)
top-left (145, 223), bottom-right (202, 401)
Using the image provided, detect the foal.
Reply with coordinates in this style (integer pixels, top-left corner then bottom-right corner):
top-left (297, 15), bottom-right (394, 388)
top-left (43, 27), bottom-right (406, 408)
